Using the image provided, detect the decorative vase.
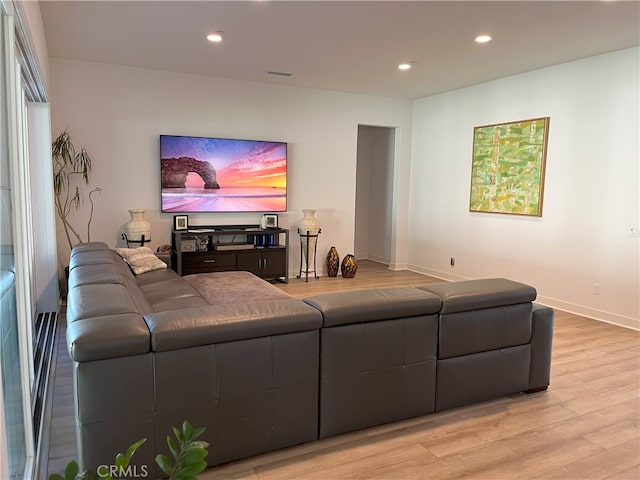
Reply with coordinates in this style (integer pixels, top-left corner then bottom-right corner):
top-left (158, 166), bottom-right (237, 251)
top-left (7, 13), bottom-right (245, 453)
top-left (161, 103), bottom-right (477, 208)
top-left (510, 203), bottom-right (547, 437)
top-left (326, 246), bottom-right (339, 277)
top-left (124, 209), bottom-right (152, 246)
top-left (341, 254), bottom-right (357, 278)
top-left (297, 209), bottom-right (320, 236)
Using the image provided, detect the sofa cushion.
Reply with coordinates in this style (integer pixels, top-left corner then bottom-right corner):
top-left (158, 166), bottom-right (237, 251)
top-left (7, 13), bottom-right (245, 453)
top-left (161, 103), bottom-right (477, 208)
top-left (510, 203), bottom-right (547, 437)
top-left (135, 267), bottom-right (182, 286)
top-left (138, 278), bottom-right (202, 305)
top-left (417, 278), bottom-right (535, 359)
top-left (67, 283), bottom-right (138, 321)
top-left (69, 249), bottom-right (117, 271)
top-left (182, 271), bottom-right (291, 305)
top-left (303, 288), bottom-right (441, 327)
top-left (151, 296), bottom-right (210, 312)
top-left (120, 275), bottom-right (154, 314)
top-left (69, 241), bottom-right (113, 258)
top-left (417, 278), bottom-right (536, 314)
top-left (435, 344), bottom-right (531, 411)
top-left (68, 263), bottom-right (123, 289)
top-left (66, 313), bottom-right (151, 362)
top-left (136, 276), bottom-right (209, 312)
top-left (144, 299), bottom-right (323, 352)
top-left (437, 303), bottom-right (533, 359)
top-left (69, 242), bottom-right (113, 270)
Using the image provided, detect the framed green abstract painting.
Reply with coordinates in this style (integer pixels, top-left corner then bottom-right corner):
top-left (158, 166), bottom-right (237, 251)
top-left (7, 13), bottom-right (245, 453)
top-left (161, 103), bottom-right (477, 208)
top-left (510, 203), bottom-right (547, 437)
top-left (469, 117), bottom-right (550, 216)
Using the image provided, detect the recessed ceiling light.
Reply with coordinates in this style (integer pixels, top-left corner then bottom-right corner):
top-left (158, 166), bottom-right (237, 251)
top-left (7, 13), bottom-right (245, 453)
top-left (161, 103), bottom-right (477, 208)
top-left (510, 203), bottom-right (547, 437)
top-left (206, 32), bottom-right (224, 43)
top-left (475, 34), bottom-right (492, 44)
top-left (397, 62), bottom-right (416, 71)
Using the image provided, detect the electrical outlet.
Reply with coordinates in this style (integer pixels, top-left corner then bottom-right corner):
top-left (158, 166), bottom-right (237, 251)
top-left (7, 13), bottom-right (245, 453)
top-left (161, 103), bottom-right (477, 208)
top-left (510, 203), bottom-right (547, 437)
top-left (593, 283), bottom-right (600, 295)
top-left (450, 257), bottom-right (455, 267)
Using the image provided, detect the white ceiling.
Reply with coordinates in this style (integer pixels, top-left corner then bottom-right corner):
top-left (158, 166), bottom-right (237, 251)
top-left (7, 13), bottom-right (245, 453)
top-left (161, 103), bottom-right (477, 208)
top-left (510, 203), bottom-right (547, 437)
top-left (39, 1), bottom-right (640, 100)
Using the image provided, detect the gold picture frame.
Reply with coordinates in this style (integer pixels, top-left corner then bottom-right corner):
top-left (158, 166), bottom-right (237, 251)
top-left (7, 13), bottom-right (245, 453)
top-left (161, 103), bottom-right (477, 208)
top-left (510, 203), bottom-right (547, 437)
top-left (469, 117), bottom-right (550, 217)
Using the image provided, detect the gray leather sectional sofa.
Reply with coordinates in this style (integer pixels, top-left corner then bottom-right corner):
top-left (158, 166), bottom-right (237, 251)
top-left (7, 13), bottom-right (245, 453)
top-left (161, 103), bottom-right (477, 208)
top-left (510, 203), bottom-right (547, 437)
top-left (66, 242), bottom-right (554, 473)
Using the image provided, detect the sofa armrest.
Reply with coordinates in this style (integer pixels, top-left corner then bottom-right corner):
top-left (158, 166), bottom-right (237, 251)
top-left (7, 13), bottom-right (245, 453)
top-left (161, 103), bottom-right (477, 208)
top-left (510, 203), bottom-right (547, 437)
top-left (528, 302), bottom-right (554, 391)
top-left (144, 299), bottom-right (323, 352)
top-left (303, 288), bottom-right (441, 327)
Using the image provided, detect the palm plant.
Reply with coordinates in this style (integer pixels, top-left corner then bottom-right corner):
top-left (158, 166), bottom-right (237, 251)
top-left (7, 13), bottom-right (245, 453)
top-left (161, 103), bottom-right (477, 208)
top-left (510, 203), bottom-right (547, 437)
top-left (52, 130), bottom-right (101, 250)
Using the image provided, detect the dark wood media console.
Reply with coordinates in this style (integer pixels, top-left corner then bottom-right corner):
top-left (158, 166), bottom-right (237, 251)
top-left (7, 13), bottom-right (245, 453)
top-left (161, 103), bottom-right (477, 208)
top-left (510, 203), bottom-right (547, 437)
top-left (171, 225), bottom-right (289, 282)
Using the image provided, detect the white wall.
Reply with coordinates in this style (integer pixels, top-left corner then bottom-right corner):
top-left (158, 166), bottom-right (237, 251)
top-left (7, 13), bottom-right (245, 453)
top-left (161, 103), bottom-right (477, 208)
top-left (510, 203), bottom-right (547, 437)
top-left (409, 47), bottom-right (640, 329)
top-left (49, 49), bottom-right (639, 328)
top-left (49, 58), bottom-right (414, 276)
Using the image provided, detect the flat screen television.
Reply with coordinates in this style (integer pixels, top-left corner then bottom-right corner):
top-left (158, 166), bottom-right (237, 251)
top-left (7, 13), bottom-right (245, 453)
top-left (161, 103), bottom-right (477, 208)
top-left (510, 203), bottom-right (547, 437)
top-left (160, 134), bottom-right (287, 213)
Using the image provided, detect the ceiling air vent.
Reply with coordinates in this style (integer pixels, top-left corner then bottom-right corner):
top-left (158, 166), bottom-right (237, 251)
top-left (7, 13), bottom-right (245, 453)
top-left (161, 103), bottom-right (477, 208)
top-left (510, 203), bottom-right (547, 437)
top-left (266, 70), bottom-right (293, 77)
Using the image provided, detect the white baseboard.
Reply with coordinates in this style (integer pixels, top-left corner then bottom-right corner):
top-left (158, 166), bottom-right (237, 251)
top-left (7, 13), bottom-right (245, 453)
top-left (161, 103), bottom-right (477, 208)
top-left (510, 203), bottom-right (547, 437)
top-left (406, 265), bottom-right (639, 331)
top-left (388, 262), bottom-right (408, 271)
top-left (535, 295), bottom-right (639, 331)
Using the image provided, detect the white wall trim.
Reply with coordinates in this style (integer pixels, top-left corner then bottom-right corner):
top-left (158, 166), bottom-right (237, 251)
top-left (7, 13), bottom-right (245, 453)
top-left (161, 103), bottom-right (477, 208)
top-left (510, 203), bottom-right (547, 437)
top-left (535, 295), bottom-right (639, 331)
top-left (406, 263), bottom-right (640, 331)
top-left (388, 262), bottom-right (408, 271)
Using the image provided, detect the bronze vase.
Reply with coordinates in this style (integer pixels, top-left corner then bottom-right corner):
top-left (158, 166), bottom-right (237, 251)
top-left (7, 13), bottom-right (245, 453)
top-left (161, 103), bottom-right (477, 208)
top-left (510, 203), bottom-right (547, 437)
top-left (341, 254), bottom-right (357, 278)
top-left (326, 246), bottom-right (339, 277)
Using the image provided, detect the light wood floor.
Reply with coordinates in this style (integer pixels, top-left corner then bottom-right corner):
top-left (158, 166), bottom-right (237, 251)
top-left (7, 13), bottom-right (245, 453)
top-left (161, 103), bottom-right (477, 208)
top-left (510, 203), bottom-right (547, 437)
top-left (45, 261), bottom-right (640, 479)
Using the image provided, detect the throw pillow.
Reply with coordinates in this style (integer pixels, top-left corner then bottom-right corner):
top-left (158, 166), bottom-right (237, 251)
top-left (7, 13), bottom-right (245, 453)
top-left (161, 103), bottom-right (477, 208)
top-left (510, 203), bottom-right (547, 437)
top-left (113, 247), bottom-right (167, 275)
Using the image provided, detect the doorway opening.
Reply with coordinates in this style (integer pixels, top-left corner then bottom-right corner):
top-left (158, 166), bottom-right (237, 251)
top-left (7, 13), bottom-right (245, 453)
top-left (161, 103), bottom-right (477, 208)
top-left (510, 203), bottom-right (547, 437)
top-left (355, 125), bottom-right (396, 265)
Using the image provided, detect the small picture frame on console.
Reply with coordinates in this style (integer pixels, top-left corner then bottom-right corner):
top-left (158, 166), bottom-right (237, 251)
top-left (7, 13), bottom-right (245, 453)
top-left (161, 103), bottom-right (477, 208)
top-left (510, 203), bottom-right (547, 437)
top-left (263, 214), bottom-right (278, 229)
top-left (173, 215), bottom-right (189, 231)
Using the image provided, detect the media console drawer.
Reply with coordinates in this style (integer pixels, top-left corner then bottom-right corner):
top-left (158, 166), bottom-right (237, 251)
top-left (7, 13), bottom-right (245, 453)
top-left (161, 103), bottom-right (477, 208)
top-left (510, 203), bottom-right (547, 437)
top-left (182, 252), bottom-right (236, 273)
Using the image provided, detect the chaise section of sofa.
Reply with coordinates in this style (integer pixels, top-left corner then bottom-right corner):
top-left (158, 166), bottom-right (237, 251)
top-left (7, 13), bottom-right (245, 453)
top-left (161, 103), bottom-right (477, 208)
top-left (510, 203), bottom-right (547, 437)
top-left (66, 243), bottom-right (157, 470)
top-left (66, 242), bottom-right (323, 471)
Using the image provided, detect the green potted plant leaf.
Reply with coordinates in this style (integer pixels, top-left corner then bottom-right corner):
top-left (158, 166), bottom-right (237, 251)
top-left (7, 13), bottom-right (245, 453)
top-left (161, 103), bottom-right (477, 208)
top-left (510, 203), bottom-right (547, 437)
top-left (156, 421), bottom-right (209, 480)
top-left (49, 422), bottom-right (208, 480)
